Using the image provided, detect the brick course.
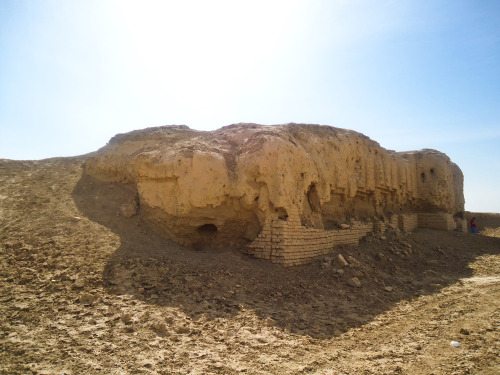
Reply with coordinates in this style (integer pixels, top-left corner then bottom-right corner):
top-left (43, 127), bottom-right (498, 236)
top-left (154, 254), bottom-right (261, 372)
top-left (248, 211), bottom-right (464, 266)
top-left (418, 213), bottom-right (456, 231)
top-left (248, 208), bottom-right (373, 266)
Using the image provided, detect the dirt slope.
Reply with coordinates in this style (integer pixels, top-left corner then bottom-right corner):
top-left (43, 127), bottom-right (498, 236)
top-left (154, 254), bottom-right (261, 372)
top-left (0, 157), bottom-right (499, 375)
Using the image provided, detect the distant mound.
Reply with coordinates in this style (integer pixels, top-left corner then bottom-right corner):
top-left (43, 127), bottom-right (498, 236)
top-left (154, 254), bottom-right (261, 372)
top-left (85, 123), bottom-right (464, 262)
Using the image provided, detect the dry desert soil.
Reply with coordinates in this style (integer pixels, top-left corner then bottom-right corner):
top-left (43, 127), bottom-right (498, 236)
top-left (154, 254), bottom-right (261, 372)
top-left (1, 156), bottom-right (499, 375)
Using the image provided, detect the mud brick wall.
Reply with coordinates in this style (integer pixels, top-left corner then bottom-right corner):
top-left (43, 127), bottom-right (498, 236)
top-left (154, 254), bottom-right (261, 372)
top-left (387, 214), bottom-right (418, 232)
top-left (389, 215), bottom-right (399, 228)
top-left (248, 208), bottom-right (373, 266)
top-left (248, 211), bottom-right (464, 266)
top-left (373, 221), bottom-right (386, 233)
top-left (249, 221), bottom-right (273, 260)
top-left (455, 218), bottom-right (467, 233)
top-left (418, 213), bottom-right (456, 231)
top-left (398, 214), bottom-right (419, 232)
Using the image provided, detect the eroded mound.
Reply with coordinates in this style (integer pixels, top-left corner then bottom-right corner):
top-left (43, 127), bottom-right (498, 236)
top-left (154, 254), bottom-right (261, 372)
top-left (86, 123), bottom-right (464, 250)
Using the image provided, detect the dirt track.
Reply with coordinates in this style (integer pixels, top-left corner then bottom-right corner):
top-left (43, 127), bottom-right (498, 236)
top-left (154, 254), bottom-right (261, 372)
top-left (1, 157), bottom-right (499, 374)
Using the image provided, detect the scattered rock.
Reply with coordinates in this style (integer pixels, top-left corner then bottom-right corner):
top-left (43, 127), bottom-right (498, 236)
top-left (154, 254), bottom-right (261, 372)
top-left (384, 286), bottom-right (393, 292)
top-left (459, 328), bottom-right (470, 335)
top-left (74, 278), bottom-right (85, 288)
top-left (5, 241), bottom-right (24, 250)
top-left (109, 267), bottom-right (134, 287)
top-left (347, 277), bottom-right (362, 288)
top-left (121, 313), bottom-right (132, 324)
top-left (150, 322), bottom-right (168, 336)
top-left (347, 256), bottom-right (360, 266)
top-left (428, 283), bottom-right (443, 289)
top-left (79, 293), bottom-right (96, 305)
top-left (321, 257), bottom-right (332, 268)
top-left (14, 303), bottom-right (30, 311)
top-left (352, 270), bottom-right (364, 279)
top-left (174, 324), bottom-right (190, 334)
top-left (265, 317), bottom-right (277, 327)
top-left (334, 268), bottom-right (344, 276)
top-left (333, 254), bottom-right (349, 268)
top-left (120, 201), bottom-right (138, 218)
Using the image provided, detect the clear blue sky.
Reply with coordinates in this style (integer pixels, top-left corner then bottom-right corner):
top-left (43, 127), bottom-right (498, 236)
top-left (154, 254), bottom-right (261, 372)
top-left (1, 0), bottom-right (499, 212)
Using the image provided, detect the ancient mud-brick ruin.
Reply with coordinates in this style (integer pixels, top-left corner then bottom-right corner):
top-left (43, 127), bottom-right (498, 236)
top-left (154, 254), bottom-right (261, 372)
top-left (86, 123), bottom-right (466, 266)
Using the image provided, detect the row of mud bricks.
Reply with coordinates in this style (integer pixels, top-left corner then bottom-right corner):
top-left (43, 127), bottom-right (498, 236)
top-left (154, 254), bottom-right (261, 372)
top-left (248, 210), bottom-right (467, 266)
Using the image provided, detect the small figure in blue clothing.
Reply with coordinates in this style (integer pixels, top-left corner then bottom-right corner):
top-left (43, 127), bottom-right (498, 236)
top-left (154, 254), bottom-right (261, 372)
top-left (470, 217), bottom-right (478, 234)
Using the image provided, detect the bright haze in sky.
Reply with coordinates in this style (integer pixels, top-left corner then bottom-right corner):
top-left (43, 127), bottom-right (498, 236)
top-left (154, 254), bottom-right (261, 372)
top-left (1, 0), bottom-right (499, 212)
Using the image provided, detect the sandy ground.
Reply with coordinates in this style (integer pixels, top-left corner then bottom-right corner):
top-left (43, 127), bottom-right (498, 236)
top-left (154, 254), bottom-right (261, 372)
top-left (0, 157), bottom-right (499, 375)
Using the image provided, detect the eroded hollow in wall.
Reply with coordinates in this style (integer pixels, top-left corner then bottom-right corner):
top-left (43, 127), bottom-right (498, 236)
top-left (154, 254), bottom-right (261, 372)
top-left (302, 182), bottom-right (324, 228)
top-left (276, 207), bottom-right (288, 221)
top-left (307, 183), bottom-right (321, 212)
top-left (320, 190), bottom-right (378, 230)
top-left (141, 201), bottom-right (263, 249)
top-left (321, 193), bottom-right (345, 229)
top-left (197, 223), bottom-right (218, 234)
top-left (194, 223), bottom-right (218, 250)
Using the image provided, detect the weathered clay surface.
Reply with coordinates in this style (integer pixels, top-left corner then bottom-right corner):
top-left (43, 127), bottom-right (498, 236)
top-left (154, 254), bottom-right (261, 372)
top-left (85, 123), bottom-right (464, 248)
